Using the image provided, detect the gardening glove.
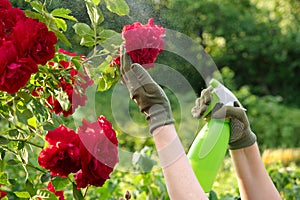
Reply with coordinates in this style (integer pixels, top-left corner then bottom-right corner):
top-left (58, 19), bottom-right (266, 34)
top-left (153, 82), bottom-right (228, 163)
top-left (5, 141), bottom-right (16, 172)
top-left (191, 87), bottom-right (256, 150)
top-left (120, 45), bottom-right (175, 133)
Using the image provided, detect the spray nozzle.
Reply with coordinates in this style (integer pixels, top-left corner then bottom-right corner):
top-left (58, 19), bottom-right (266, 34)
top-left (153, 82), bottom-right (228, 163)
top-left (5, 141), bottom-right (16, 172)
top-left (201, 79), bottom-right (245, 119)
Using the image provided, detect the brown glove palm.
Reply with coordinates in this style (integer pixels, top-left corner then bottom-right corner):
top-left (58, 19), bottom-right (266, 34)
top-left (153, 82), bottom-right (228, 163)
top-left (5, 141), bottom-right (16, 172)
top-left (120, 46), bottom-right (174, 133)
top-left (191, 87), bottom-right (256, 150)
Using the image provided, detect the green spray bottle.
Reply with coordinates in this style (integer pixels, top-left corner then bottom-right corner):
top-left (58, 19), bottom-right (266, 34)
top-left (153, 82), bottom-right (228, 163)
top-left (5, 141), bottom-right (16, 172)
top-left (187, 79), bottom-right (244, 193)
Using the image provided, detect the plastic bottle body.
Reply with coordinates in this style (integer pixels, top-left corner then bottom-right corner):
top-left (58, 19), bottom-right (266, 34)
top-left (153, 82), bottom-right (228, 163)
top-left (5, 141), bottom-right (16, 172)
top-left (187, 118), bottom-right (230, 193)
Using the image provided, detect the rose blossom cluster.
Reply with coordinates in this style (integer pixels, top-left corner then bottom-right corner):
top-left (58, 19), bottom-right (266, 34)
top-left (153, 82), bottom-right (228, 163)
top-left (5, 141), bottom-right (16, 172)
top-left (0, 0), bottom-right (57, 94)
top-left (111, 18), bottom-right (166, 69)
top-left (38, 116), bottom-right (119, 191)
top-left (33, 49), bottom-right (94, 117)
top-left (47, 49), bottom-right (94, 117)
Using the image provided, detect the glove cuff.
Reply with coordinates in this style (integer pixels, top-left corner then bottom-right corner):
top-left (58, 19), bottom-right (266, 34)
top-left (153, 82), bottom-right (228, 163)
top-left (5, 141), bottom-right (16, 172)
top-left (229, 129), bottom-right (257, 150)
top-left (148, 104), bottom-right (175, 134)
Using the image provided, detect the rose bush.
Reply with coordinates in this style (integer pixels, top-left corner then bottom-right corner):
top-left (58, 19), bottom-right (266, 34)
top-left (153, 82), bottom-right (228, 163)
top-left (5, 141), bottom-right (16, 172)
top-left (111, 18), bottom-right (166, 69)
top-left (41, 49), bottom-right (94, 117)
top-left (0, 0), bottom-right (166, 199)
top-left (0, 0), bottom-right (56, 94)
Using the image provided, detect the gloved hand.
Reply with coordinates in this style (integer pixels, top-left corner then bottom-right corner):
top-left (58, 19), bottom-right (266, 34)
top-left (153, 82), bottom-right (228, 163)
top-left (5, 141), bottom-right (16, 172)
top-left (120, 45), bottom-right (175, 133)
top-left (191, 87), bottom-right (256, 150)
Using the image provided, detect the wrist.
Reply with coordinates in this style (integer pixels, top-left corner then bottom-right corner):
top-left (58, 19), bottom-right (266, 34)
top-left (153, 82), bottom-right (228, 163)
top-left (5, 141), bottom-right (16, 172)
top-left (229, 129), bottom-right (257, 150)
top-left (152, 124), bottom-right (186, 168)
top-left (148, 105), bottom-right (175, 134)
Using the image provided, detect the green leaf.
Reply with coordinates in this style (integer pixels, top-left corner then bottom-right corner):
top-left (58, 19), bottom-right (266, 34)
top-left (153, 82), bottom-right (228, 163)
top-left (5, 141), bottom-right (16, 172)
top-left (25, 179), bottom-right (36, 197)
top-left (51, 113), bottom-right (64, 126)
top-left (32, 98), bottom-right (48, 117)
top-left (97, 55), bottom-right (112, 70)
top-left (51, 8), bottom-right (77, 21)
top-left (14, 191), bottom-right (31, 198)
top-left (54, 18), bottom-right (67, 32)
top-left (40, 173), bottom-right (51, 183)
top-left (9, 179), bottom-right (16, 185)
top-left (85, 1), bottom-right (104, 26)
top-left (16, 101), bottom-right (26, 111)
top-left (27, 116), bottom-right (37, 129)
top-left (132, 148), bottom-right (157, 172)
top-left (7, 159), bottom-right (21, 166)
top-left (73, 23), bottom-right (94, 36)
top-left (43, 123), bottom-right (57, 131)
top-left (43, 12), bottom-right (59, 31)
top-left (209, 190), bottom-right (218, 200)
top-left (16, 109), bottom-right (33, 125)
top-left (51, 176), bottom-right (69, 191)
top-left (24, 10), bottom-right (44, 22)
top-left (54, 89), bottom-right (70, 111)
top-left (17, 91), bottom-right (31, 102)
top-left (30, 1), bottom-right (43, 13)
top-left (80, 35), bottom-right (95, 47)
top-left (97, 68), bottom-right (120, 92)
top-left (17, 141), bottom-right (25, 150)
top-left (8, 129), bottom-right (19, 137)
top-left (0, 136), bottom-right (9, 145)
top-left (104, 0), bottom-right (130, 16)
top-left (72, 183), bottom-right (84, 200)
top-left (98, 29), bottom-right (118, 39)
top-left (98, 75), bottom-right (107, 92)
top-left (71, 57), bottom-right (83, 69)
top-left (53, 30), bottom-right (72, 47)
top-left (0, 172), bottom-right (11, 186)
top-left (91, 0), bottom-right (101, 5)
top-left (98, 31), bottom-right (122, 52)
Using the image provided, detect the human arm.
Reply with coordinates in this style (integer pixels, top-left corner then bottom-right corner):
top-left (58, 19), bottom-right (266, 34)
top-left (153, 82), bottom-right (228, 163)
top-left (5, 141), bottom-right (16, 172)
top-left (153, 125), bottom-right (207, 200)
top-left (192, 87), bottom-right (281, 200)
top-left (230, 143), bottom-right (281, 200)
top-left (120, 46), bottom-right (208, 200)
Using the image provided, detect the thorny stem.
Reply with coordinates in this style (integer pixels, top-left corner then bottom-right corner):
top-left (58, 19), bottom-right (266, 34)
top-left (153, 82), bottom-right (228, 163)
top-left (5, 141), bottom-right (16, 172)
top-left (82, 51), bottom-right (111, 63)
top-left (9, 138), bottom-right (44, 149)
top-left (26, 163), bottom-right (47, 174)
top-left (1, 146), bottom-right (18, 155)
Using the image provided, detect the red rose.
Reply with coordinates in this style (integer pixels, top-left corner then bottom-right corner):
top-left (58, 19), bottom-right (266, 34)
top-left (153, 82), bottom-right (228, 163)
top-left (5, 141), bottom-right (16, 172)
top-left (0, 41), bottom-right (38, 93)
top-left (0, 0), bottom-right (12, 10)
top-left (111, 18), bottom-right (166, 69)
top-left (0, 8), bottom-right (26, 41)
top-left (75, 116), bottom-right (118, 188)
top-left (11, 18), bottom-right (57, 65)
top-left (47, 182), bottom-right (65, 200)
top-left (38, 125), bottom-right (81, 177)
